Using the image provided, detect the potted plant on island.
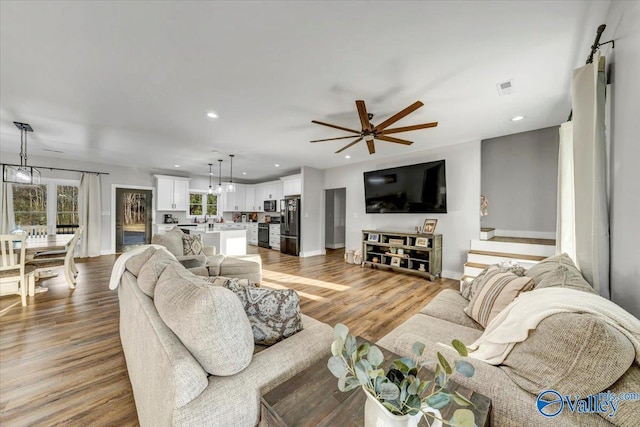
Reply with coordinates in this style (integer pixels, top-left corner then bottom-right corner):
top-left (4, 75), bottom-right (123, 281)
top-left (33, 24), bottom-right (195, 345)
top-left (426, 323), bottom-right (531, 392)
top-left (327, 324), bottom-right (476, 427)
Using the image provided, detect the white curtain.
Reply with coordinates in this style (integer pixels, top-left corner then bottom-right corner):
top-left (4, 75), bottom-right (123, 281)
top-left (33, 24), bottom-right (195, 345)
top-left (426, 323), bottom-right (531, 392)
top-left (79, 173), bottom-right (102, 257)
top-left (1, 183), bottom-right (16, 234)
top-left (556, 122), bottom-right (575, 260)
top-left (556, 52), bottom-right (609, 298)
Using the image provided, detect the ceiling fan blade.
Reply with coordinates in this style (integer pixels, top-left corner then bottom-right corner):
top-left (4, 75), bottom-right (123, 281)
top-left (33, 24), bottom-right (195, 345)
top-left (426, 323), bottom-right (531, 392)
top-left (373, 101), bottom-right (424, 132)
top-left (335, 137), bottom-right (363, 153)
top-left (366, 140), bottom-right (375, 154)
top-left (311, 120), bottom-right (360, 134)
top-left (356, 100), bottom-right (372, 132)
top-left (375, 135), bottom-right (414, 145)
top-left (379, 122), bottom-right (438, 135)
top-left (310, 135), bottom-right (362, 143)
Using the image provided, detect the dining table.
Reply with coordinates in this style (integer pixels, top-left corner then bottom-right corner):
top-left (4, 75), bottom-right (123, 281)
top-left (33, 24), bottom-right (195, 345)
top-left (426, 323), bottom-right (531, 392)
top-left (15, 234), bottom-right (75, 294)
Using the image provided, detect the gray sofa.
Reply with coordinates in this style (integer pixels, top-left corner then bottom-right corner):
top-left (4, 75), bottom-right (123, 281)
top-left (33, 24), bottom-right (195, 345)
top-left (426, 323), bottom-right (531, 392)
top-left (378, 258), bottom-right (639, 426)
top-left (118, 258), bottom-right (333, 427)
top-left (151, 227), bottom-right (262, 283)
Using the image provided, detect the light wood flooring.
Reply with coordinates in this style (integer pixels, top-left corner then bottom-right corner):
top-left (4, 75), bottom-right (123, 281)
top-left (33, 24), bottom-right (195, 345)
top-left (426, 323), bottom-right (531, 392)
top-left (0, 247), bottom-right (458, 426)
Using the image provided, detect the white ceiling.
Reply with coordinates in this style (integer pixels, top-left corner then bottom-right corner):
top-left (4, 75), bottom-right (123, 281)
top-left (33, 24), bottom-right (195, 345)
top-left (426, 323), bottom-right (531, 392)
top-left (0, 0), bottom-right (612, 182)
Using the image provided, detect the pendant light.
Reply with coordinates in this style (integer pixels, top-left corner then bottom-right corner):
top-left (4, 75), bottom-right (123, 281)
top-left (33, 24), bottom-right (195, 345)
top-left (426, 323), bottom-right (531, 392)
top-left (3, 122), bottom-right (41, 184)
top-left (214, 159), bottom-right (224, 195)
top-left (226, 154), bottom-right (236, 192)
top-left (208, 163), bottom-right (213, 194)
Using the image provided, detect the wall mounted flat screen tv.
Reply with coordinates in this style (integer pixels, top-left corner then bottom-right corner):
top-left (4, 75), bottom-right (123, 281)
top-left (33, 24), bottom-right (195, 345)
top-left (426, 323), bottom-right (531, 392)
top-left (364, 160), bottom-right (447, 213)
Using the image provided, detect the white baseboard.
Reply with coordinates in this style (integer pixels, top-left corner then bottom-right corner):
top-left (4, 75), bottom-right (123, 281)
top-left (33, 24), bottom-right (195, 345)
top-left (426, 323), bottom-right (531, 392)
top-left (442, 270), bottom-right (463, 280)
top-left (495, 229), bottom-right (556, 240)
top-left (325, 243), bottom-right (345, 249)
top-left (300, 250), bottom-right (326, 258)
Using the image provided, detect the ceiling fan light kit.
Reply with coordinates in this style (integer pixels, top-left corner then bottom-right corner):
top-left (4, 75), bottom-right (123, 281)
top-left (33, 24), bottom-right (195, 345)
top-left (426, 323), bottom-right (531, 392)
top-left (310, 100), bottom-right (438, 155)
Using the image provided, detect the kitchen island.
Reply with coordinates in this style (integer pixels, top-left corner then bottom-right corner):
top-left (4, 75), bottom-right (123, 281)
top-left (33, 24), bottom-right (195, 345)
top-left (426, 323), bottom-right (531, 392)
top-left (191, 228), bottom-right (247, 256)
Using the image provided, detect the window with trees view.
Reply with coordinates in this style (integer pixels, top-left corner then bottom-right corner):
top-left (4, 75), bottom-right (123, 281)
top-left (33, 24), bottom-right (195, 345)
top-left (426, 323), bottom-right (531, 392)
top-left (12, 181), bottom-right (79, 231)
top-left (189, 192), bottom-right (217, 217)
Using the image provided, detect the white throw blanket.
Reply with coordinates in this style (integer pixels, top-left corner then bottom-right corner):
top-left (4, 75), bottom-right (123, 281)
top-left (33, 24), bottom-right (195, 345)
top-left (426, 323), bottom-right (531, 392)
top-left (108, 244), bottom-right (167, 290)
top-left (467, 287), bottom-right (640, 365)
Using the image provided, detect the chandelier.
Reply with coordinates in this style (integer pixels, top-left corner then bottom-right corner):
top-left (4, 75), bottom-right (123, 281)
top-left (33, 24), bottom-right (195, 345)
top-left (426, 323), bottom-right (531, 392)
top-left (3, 122), bottom-right (41, 184)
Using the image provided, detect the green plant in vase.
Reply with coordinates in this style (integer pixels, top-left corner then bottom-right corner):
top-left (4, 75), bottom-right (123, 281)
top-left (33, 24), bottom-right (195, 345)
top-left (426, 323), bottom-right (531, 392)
top-left (327, 324), bottom-right (476, 427)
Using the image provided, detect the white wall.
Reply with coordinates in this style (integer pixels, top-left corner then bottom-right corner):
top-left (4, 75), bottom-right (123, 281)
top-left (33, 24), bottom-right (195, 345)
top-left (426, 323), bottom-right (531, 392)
top-left (604, 1), bottom-right (640, 318)
top-left (481, 127), bottom-right (559, 237)
top-left (324, 140), bottom-right (481, 279)
top-left (300, 166), bottom-right (325, 257)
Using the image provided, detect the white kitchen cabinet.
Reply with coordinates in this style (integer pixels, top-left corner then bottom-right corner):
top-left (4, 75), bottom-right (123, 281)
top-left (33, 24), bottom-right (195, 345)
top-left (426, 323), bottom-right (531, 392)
top-left (244, 185), bottom-right (256, 211)
top-left (247, 223), bottom-right (258, 245)
top-left (269, 223), bottom-right (281, 250)
top-left (281, 174), bottom-right (302, 197)
top-left (254, 184), bottom-right (264, 212)
top-left (155, 175), bottom-right (190, 211)
top-left (221, 184), bottom-right (246, 211)
top-left (263, 181), bottom-right (282, 201)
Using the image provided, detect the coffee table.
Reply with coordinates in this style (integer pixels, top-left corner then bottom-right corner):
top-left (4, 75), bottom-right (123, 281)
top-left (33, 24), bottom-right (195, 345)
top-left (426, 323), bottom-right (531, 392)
top-left (260, 339), bottom-right (491, 427)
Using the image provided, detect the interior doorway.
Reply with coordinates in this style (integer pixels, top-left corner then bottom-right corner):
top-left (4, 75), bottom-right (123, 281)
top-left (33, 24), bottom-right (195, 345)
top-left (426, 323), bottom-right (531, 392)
top-left (325, 188), bottom-right (346, 249)
top-left (115, 188), bottom-right (153, 253)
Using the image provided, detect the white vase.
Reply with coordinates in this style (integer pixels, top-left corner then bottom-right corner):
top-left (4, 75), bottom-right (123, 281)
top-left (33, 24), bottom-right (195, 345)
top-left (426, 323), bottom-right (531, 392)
top-left (363, 389), bottom-right (442, 427)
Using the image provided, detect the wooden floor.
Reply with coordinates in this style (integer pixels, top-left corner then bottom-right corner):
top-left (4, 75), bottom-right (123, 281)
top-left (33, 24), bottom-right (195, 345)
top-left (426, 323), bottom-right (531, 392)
top-left (0, 247), bottom-right (458, 426)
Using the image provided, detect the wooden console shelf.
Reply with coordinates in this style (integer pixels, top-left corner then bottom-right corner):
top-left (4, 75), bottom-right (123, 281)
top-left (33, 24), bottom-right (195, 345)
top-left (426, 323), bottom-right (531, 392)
top-left (362, 230), bottom-right (442, 281)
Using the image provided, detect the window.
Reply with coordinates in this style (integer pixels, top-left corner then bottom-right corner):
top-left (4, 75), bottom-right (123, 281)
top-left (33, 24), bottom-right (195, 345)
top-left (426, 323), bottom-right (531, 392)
top-left (13, 184), bottom-right (47, 226)
top-left (188, 192), bottom-right (217, 217)
top-left (11, 180), bottom-right (79, 233)
top-left (190, 193), bottom-right (203, 216)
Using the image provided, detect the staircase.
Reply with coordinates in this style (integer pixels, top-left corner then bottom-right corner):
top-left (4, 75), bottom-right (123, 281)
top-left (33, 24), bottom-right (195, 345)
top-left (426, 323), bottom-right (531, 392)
top-left (461, 235), bottom-right (556, 284)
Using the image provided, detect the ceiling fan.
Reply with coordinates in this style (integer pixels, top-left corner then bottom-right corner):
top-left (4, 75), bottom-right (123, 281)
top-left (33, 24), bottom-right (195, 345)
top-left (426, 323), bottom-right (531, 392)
top-left (310, 100), bottom-right (437, 154)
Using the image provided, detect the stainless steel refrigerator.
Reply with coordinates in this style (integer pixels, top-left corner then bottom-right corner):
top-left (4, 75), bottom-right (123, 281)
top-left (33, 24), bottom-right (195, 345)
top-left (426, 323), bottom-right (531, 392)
top-left (280, 197), bottom-right (300, 256)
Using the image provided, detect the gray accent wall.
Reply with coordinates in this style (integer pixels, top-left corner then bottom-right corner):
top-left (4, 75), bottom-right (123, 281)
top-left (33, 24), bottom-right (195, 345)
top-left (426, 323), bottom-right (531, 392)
top-left (604, 1), bottom-right (640, 318)
top-left (481, 126), bottom-right (559, 234)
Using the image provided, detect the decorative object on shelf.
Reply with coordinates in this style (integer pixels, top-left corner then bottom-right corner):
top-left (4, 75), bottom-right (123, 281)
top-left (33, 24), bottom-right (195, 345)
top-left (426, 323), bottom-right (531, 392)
top-left (214, 160), bottom-right (224, 195)
top-left (327, 324), bottom-right (476, 427)
top-left (397, 248), bottom-right (404, 256)
top-left (368, 233), bottom-right (380, 242)
top-left (3, 122), bottom-right (41, 184)
top-left (419, 264), bottom-right (426, 272)
top-left (422, 219), bottom-right (438, 234)
top-left (415, 237), bottom-right (428, 247)
top-left (207, 163), bottom-right (214, 194)
top-left (389, 238), bottom-right (404, 245)
top-left (226, 154), bottom-right (236, 193)
top-left (390, 257), bottom-right (401, 267)
top-left (372, 257), bottom-right (379, 264)
top-left (480, 195), bottom-right (489, 217)
top-left (390, 247), bottom-right (397, 254)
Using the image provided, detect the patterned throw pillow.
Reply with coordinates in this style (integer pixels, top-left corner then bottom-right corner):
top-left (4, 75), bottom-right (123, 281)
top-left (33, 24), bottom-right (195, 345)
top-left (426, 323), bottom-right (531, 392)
top-left (223, 280), bottom-right (303, 345)
top-left (463, 261), bottom-right (526, 300)
top-left (464, 266), bottom-right (535, 327)
top-left (182, 233), bottom-right (205, 256)
top-left (204, 276), bottom-right (254, 288)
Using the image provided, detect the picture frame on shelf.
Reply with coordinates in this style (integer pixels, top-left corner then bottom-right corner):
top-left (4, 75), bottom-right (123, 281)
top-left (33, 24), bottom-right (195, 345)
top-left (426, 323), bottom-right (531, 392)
top-left (397, 248), bottom-right (404, 255)
top-left (389, 238), bottom-right (404, 245)
top-left (422, 219), bottom-right (438, 234)
top-left (390, 257), bottom-right (401, 267)
top-left (367, 233), bottom-right (380, 242)
top-left (415, 237), bottom-right (428, 247)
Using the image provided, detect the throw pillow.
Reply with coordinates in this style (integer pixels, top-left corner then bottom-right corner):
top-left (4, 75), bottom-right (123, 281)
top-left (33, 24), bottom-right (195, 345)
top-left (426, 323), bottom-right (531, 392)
top-left (154, 263), bottom-right (254, 376)
top-left (125, 246), bottom-right (157, 276)
top-left (204, 276), bottom-right (254, 288)
top-left (526, 253), bottom-right (580, 285)
top-left (535, 265), bottom-right (597, 294)
top-left (464, 261), bottom-right (527, 300)
top-left (182, 233), bottom-right (205, 256)
top-left (137, 249), bottom-right (180, 298)
top-left (224, 280), bottom-right (303, 345)
top-left (501, 312), bottom-right (634, 399)
top-left (464, 266), bottom-right (534, 327)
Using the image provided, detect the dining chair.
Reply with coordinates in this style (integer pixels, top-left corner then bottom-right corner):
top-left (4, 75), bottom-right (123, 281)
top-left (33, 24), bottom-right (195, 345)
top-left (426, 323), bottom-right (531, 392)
top-left (26, 225), bottom-right (84, 292)
top-left (0, 233), bottom-right (31, 308)
top-left (22, 225), bottom-right (48, 239)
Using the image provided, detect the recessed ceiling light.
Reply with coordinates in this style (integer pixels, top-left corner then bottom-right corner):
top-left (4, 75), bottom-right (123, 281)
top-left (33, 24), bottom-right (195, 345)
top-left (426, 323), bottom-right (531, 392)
top-left (345, 155), bottom-right (351, 159)
top-left (206, 112), bottom-right (218, 119)
top-left (174, 164), bottom-right (180, 168)
top-left (511, 115), bottom-right (525, 121)
top-left (242, 172), bottom-right (247, 175)
top-left (275, 164), bottom-right (280, 167)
